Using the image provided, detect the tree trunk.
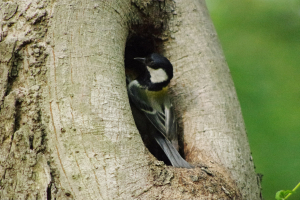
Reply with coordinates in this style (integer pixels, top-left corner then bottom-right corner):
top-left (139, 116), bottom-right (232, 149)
top-left (0, 0), bottom-right (261, 199)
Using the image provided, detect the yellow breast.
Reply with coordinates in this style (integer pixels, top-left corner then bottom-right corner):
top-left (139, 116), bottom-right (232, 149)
top-left (145, 86), bottom-right (168, 98)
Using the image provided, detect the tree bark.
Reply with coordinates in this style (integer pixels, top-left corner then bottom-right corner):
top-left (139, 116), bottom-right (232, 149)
top-left (164, 0), bottom-right (262, 199)
top-left (0, 0), bottom-right (261, 199)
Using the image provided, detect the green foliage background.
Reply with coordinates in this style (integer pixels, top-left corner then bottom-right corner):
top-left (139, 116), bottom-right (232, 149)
top-left (206, 0), bottom-right (300, 199)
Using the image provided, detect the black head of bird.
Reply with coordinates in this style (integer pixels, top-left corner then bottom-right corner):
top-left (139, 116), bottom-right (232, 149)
top-left (134, 53), bottom-right (173, 90)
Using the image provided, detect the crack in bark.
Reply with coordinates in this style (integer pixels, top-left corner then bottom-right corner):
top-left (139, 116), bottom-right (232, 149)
top-left (49, 101), bottom-right (76, 198)
top-left (4, 41), bottom-right (18, 97)
top-left (47, 181), bottom-right (52, 200)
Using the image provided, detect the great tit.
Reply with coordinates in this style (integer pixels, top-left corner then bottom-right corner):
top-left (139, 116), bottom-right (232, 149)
top-left (127, 53), bottom-right (193, 168)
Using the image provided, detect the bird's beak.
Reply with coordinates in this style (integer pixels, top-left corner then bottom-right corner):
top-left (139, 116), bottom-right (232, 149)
top-left (134, 57), bottom-right (146, 64)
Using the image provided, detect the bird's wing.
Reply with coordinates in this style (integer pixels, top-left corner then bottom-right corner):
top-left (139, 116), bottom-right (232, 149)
top-left (128, 81), bottom-right (177, 144)
top-left (128, 81), bottom-right (192, 168)
top-left (152, 130), bottom-right (193, 168)
top-left (128, 81), bottom-right (166, 135)
top-left (164, 103), bottom-right (178, 148)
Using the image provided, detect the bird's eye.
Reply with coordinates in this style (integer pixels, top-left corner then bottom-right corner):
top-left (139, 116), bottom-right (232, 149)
top-left (147, 59), bottom-right (154, 65)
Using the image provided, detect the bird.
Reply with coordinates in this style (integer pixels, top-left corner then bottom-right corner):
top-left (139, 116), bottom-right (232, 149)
top-left (127, 53), bottom-right (193, 168)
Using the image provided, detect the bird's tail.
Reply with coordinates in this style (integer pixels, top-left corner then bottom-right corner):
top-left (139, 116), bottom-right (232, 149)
top-left (152, 131), bottom-right (193, 168)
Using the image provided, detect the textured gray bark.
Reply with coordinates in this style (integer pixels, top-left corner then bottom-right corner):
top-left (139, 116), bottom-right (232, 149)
top-left (164, 1), bottom-right (262, 199)
top-left (0, 0), bottom-right (261, 199)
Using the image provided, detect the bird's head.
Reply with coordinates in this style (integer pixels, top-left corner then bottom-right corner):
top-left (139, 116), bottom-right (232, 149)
top-left (134, 53), bottom-right (173, 84)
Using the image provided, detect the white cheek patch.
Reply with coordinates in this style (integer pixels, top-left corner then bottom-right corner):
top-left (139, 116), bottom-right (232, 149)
top-left (147, 66), bottom-right (168, 83)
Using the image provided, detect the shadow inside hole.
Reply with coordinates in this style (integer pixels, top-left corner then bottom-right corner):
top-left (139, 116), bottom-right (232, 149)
top-left (125, 36), bottom-right (156, 81)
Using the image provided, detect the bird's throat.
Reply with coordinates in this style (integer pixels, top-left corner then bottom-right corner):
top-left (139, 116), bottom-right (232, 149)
top-left (147, 67), bottom-right (168, 84)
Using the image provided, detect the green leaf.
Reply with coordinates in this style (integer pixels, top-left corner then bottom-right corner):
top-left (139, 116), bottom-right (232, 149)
top-left (275, 190), bottom-right (294, 200)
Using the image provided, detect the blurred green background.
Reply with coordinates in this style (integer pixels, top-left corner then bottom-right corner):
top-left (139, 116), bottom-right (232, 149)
top-left (206, 0), bottom-right (300, 199)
